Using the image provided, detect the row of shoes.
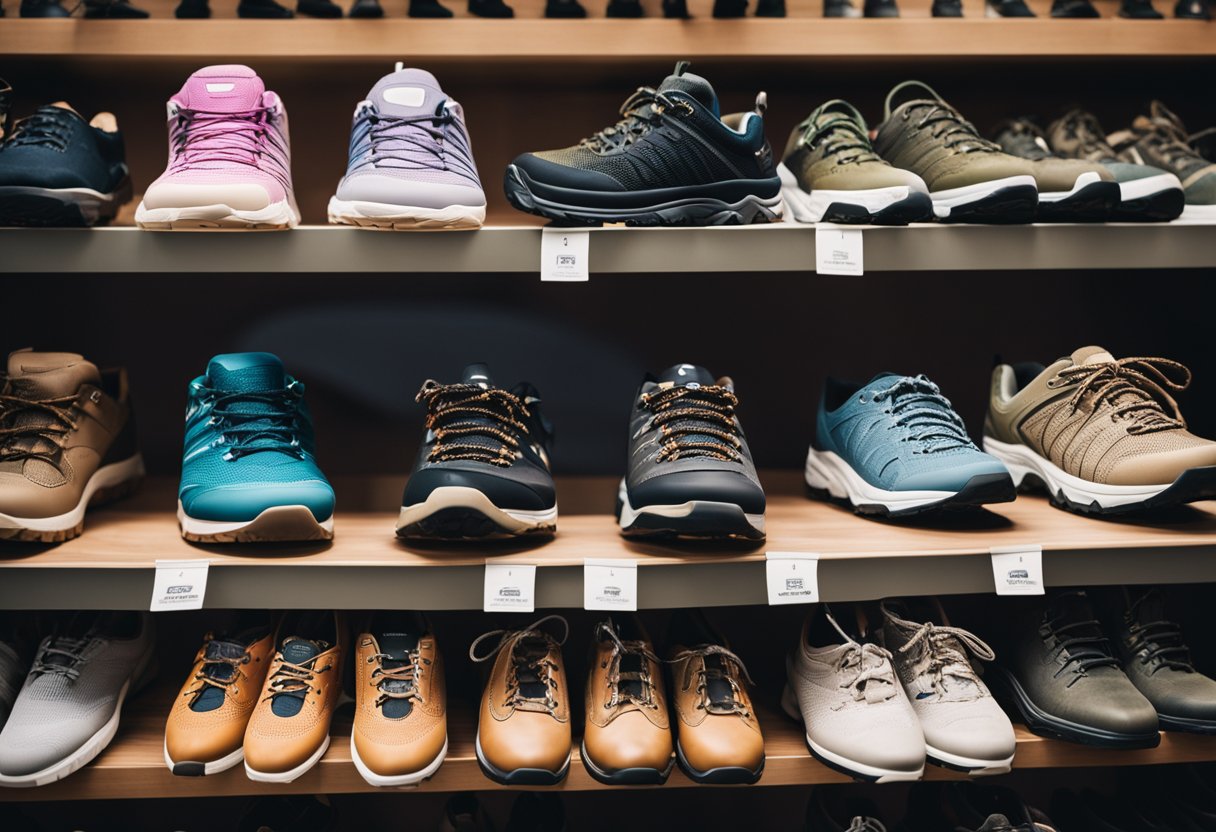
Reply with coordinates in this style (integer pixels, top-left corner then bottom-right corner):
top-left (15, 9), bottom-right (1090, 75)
top-left (2, 344), bottom-right (1214, 546)
top-left (849, 0), bottom-right (1211, 17)
top-left (6, 0), bottom-right (790, 15)
top-left (5, 63), bottom-right (1216, 230)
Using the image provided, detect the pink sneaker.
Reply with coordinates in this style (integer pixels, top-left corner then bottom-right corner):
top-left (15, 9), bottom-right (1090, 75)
top-left (137, 65), bottom-right (299, 231)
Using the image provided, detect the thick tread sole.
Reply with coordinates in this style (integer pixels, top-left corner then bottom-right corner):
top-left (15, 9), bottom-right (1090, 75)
top-left (1036, 180), bottom-right (1121, 223)
top-left (936, 184), bottom-right (1038, 224)
top-left (0, 179), bottom-right (131, 227)
top-left (475, 736), bottom-right (569, 786)
top-left (0, 473), bottom-right (143, 543)
top-left (805, 471), bottom-right (1016, 519)
top-left (580, 740), bottom-right (674, 785)
top-left (137, 219), bottom-right (292, 231)
top-left (330, 215), bottom-right (481, 231)
top-left (396, 506), bottom-right (556, 541)
top-left (181, 505), bottom-right (333, 543)
top-left (674, 741), bottom-right (763, 785)
top-left (615, 497), bottom-right (765, 542)
top-left (1113, 185), bottom-right (1185, 222)
top-left (821, 191), bottom-right (934, 226)
top-left (1028, 465), bottom-right (1216, 516)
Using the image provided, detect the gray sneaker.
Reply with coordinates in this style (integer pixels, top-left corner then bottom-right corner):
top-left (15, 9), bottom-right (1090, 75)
top-left (0, 612), bottom-right (155, 787)
top-left (990, 118), bottom-right (1120, 222)
top-left (880, 599), bottom-right (1015, 775)
top-left (1048, 109), bottom-right (1184, 221)
top-left (1108, 101), bottom-right (1216, 220)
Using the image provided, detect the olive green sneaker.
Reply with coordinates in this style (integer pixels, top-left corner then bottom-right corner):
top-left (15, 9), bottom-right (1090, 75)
top-left (1046, 109), bottom-right (1184, 222)
top-left (1108, 102), bottom-right (1216, 221)
top-left (991, 118), bottom-right (1119, 222)
top-left (778, 99), bottom-right (931, 225)
top-left (872, 81), bottom-right (1038, 223)
top-left (983, 346), bottom-right (1216, 515)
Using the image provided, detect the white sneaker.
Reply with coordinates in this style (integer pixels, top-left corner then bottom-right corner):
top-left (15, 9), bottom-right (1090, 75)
top-left (880, 600), bottom-right (1016, 776)
top-left (782, 605), bottom-right (924, 782)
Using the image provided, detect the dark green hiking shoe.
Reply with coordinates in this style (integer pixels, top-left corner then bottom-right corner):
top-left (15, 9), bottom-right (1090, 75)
top-left (1108, 101), bottom-right (1216, 221)
top-left (991, 118), bottom-right (1119, 222)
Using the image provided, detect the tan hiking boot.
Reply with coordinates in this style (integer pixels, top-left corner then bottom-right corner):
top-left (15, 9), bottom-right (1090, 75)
top-left (984, 346), bottom-right (1216, 514)
top-left (0, 349), bottom-right (143, 541)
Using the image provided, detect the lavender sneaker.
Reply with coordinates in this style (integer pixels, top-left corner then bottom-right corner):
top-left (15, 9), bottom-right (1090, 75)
top-left (328, 65), bottom-right (486, 231)
top-left (137, 65), bottom-right (299, 231)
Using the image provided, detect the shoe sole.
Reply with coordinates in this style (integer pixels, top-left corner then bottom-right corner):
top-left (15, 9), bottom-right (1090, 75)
top-left (778, 164), bottom-right (933, 226)
top-left (135, 199), bottom-right (299, 231)
top-left (1157, 713), bottom-right (1216, 735)
top-left (924, 743), bottom-right (1013, 776)
top-left (1180, 203), bottom-right (1216, 221)
top-left (474, 732), bottom-right (569, 786)
top-left (1036, 174), bottom-right (1121, 222)
top-left (615, 479), bottom-right (765, 541)
top-left (1112, 174), bottom-right (1184, 221)
top-left (350, 735), bottom-right (447, 787)
top-left (982, 436), bottom-right (1216, 515)
top-left (504, 164), bottom-right (783, 227)
top-left (327, 196), bottom-right (485, 231)
top-left (804, 448), bottom-right (1016, 517)
top-left (244, 735), bottom-right (330, 784)
top-left (396, 486), bottom-right (557, 540)
top-left (988, 666), bottom-right (1161, 749)
top-left (673, 739), bottom-right (763, 785)
top-left (0, 454), bottom-right (144, 543)
top-left (931, 176), bottom-right (1038, 223)
top-left (0, 179), bottom-right (132, 227)
top-left (178, 502), bottom-right (334, 543)
top-left (580, 739), bottom-right (674, 786)
top-left (164, 739), bottom-right (245, 777)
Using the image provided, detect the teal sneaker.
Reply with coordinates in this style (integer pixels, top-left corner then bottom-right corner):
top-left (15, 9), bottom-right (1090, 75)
top-left (805, 373), bottom-right (1015, 517)
top-left (178, 353), bottom-right (335, 543)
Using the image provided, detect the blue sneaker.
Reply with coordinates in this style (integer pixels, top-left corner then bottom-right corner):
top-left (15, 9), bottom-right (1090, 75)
top-left (178, 353), bottom-right (335, 543)
top-left (806, 373), bottom-right (1015, 517)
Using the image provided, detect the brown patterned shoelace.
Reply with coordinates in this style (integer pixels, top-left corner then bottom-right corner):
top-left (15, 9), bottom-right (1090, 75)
top-left (596, 622), bottom-right (661, 711)
top-left (186, 651), bottom-right (247, 701)
top-left (264, 650), bottom-right (332, 704)
top-left (1054, 356), bottom-right (1191, 434)
top-left (641, 384), bottom-right (743, 463)
top-left (0, 392), bottom-right (79, 463)
top-left (416, 381), bottom-right (532, 467)
top-left (470, 615), bottom-right (568, 713)
top-left (368, 648), bottom-right (426, 708)
top-left (670, 644), bottom-right (754, 717)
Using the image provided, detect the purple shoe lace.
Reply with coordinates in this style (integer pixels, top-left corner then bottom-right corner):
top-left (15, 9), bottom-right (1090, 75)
top-left (349, 106), bottom-right (478, 184)
top-left (170, 108), bottom-right (291, 191)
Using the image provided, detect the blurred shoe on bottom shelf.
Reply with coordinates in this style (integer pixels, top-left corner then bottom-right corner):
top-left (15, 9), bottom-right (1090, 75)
top-left (505, 792), bottom-right (564, 832)
top-left (237, 795), bottom-right (336, 832)
top-left (440, 793), bottom-right (494, 832)
top-left (164, 613), bottom-right (276, 776)
top-left (243, 611), bottom-right (345, 783)
top-left (905, 782), bottom-right (1057, 832)
top-left (804, 788), bottom-right (888, 831)
top-left (0, 617), bottom-right (30, 732)
top-left (0, 612), bottom-right (155, 788)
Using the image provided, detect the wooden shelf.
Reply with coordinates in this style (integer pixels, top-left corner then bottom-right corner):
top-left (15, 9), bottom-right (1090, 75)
top-left (1, 684), bottom-right (1213, 802)
top-left (2, 475), bottom-right (1215, 611)
top-left (5, 221), bottom-right (1216, 275)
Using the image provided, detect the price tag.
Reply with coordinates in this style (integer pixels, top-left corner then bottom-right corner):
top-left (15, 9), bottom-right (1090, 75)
top-left (583, 558), bottom-right (638, 611)
top-left (765, 552), bottom-right (821, 605)
top-left (540, 228), bottom-right (590, 282)
top-left (484, 563), bottom-right (537, 613)
top-left (815, 226), bottom-right (864, 276)
top-left (990, 545), bottom-right (1045, 596)
top-left (150, 559), bottom-right (210, 612)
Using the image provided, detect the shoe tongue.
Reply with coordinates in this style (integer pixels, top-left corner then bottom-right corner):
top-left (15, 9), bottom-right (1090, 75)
top-left (281, 636), bottom-right (324, 666)
top-left (1069, 346), bottom-right (1116, 366)
top-left (657, 363), bottom-right (717, 387)
top-left (206, 352), bottom-right (285, 393)
top-left (1048, 591), bottom-right (1099, 628)
top-left (179, 64), bottom-right (266, 113)
top-left (461, 362), bottom-right (495, 389)
top-left (5, 351), bottom-right (99, 399)
top-left (658, 68), bottom-right (720, 118)
top-left (1129, 588), bottom-right (1166, 624)
top-left (370, 67), bottom-right (446, 118)
top-left (374, 630), bottom-right (421, 719)
top-left (191, 638), bottom-right (247, 713)
top-left (974, 815), bottom-right (1016, 832)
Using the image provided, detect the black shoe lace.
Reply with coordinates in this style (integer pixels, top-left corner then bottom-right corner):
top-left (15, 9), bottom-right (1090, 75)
top-left (640, 384), bottom-right (743, 463)
top-left (416, 381), bottom-right (533, 467)
top-left (797, 110), bottom-right (881, 165)
top-left (0, 390), bottom-right (79, 464)
top-left (1040, 597), bottom-right (1120, 687)
top-left (871, 375), bottom-right (974, 453)
top-left (1126, 592), bottom-right (1195, 674)
top-left (1052, 356), bottom-right (1191, 434)
top-left (207, 384), bottom-right (306, 461)
top-left (904, 101), bottom-right (1000, 154)
top-left (4, 107), bottom-right (73, 151)
top-left (581, 87), bottom-right (690, 154)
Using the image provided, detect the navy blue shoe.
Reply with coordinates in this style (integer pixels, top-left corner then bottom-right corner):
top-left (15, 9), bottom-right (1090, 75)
top-left (0, 104), bottom-right (132, 227)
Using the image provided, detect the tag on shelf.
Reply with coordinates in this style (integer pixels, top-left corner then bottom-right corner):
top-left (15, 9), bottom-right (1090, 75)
top-left (484, 563), bottom-right (538, 613)
top-left (765, 552), bottom-right (821, 605)
top-left (583, 558), bottom-right (638, 611)
top-left (540, 228), bottom-right (590, 282)
top-left (150, 559), bottom-right (210, 612)
top-left (990, 544), bottom-right (1045, 596)
top-left (815, 226), bottom-right (864, 276)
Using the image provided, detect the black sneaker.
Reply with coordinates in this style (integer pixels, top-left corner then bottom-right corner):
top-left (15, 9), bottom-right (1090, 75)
top-left (662, 0), bottom-right (690, 15)
top-left (605, 0), bottom-right (641, 14)
top-left (618, 364), bottom-right (764, 541)
top-left (864, 0), bottom-right (899, 15)
top-left (712, 0), bottom-right (747, 16)
top-left (824, 0), bottom-right (861, 14)
top-left (546, 0), bottom-right (585, 15)
top-left (1176, 0), bottom-right (1211, 17)
top-left (986, 0), bottom-right (1035, 13)
top-left (349, 0), bottom-right (384, 16)
top-left (83, 0), bottom-right (149, 15)
top-left (469, 0), bottom-right (514, 15)
top-left (297, 0), bottom-right (342, 15)
top-left (1120, 0), bottom-right (1163, 15)
top-left (932, 0), bottom-right (962, 14)
top-left (409, 0), bottom-right (453, 14)
top-left (175, 0), bottom-right (211, 16)
top-left (755, 0), bottom-right (785, 15)
top-left (0, 104), bottom-right (132, 227)
top-left (1052, 0), bottom-right (1099, 15)
top-left (397, 364), bottom-right (556, 541)
top-left (19, 0), bottom-right (70, 15)
top-left (505, 62), bottom-right (781, 228)
top-left (238, 0), bottom-right (293, 17)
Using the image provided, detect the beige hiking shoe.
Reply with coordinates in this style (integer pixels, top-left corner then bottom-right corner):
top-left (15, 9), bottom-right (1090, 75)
top-left (983, 346), bottom-right (1216, 514)
top-left (0, 350), bottom-right (143, 541)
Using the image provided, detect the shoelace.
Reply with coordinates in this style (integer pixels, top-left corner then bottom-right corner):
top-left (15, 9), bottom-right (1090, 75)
top-left (352, 107), bottom-right (477, 182)
top-left (1053, 356), bottom-right (1190, 434)
top-left (30, 637), bottom-right (90, 682)
top-left (798, 113), bottom-right (882, 166)
top-left (823, 611), bottom-right (897, 705)
top-left (898, 622), bottom-right (994, 697)
top-left (469, 615), bottom-right (568, 713)
top-left (582, 87), bottom-right (689, 153)
top-left (368, 648), bottom-right (427, 708)
top-left (1125, 592), bottom-right (1195, 674)
top-left (417, 381), bottom-right (533, 467)
top-left (205, 385), bottom-right (305, 461)
top-left (1131, 108), bottom-right (1208, 171)
top-left (641, 384), bottom-right (743, 463)
top-left (264, 650), bottom-right (331, 705)
top-left (1058, 110), bottom-right (1119, 161)
top-left (905, 101), bottom-right (1000, 154)
top-left (848, 819), bottom-right (887, 832)
top-left (0, 392), bottom-right (79, 464)
top-left (996, 120), bottom-right (1052, 161)
top-left (185, 648), bottom-right (247, 701)
top-left (1040, 594), bottom-right (1119, 687)
top-left (596, 622), bottom-right (661, 710)
top-left (4, 108), bottom-right (73, 151)
top-left (871, 375), bottom-right (973, 453)
top-left (170, 108), bottom-right (292, 192)
top-left (670, 643), bottom-right (754, 717)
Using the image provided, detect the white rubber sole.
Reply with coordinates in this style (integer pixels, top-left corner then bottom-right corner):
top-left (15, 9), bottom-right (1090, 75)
top-left (982, 436), bottom-right (1171, 509)
top-left (178, 502), bottom-right (334, 543)
top-left (1118, 172), bottom-right (1182, 203)
top-left (777, 163), bottom-right (922, 224)
top-left (327, 197), bottom-right (485, 231)
top-left (1037, 171), bottom-right (1103, 203)
top-left (0, 454), bottom-right (144, 534)
top-left (244, 735), bottom-right (330, 784)
top-left (616, 480), bottom-right (765, 535)
top-left (925, 742), bottom-right (1013, 776)
top-left (1180, 203), bottom-right (1216, 221)
top-left (805, 448), bottom-right (953, 512)
top-left (396, 486), bottom-right (557, 536)
top-left (350, 735), bottom-right (448, 788)
top-left (163, 738), bottom-right (244, 776)
top-left (135, 200), bottom-right (300, 230)
top-left (930, 175), bottom-right (1037, 218)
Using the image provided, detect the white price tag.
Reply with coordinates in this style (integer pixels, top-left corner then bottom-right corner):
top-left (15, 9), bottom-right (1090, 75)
top-left (484, 563), bottom-right (537, 613)
top-left (540, 228), bottom-right (590, 282)
top-left (815, 226), bottom-right (864, 276)
top-left (150, 559), bottom-right (210, 612)
top-left (765, 552), bottom-right (821, 606)
top-left (990, 545), bottom-right (1045, 596)
top-left (583, 558), bottom-right (638, 611)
